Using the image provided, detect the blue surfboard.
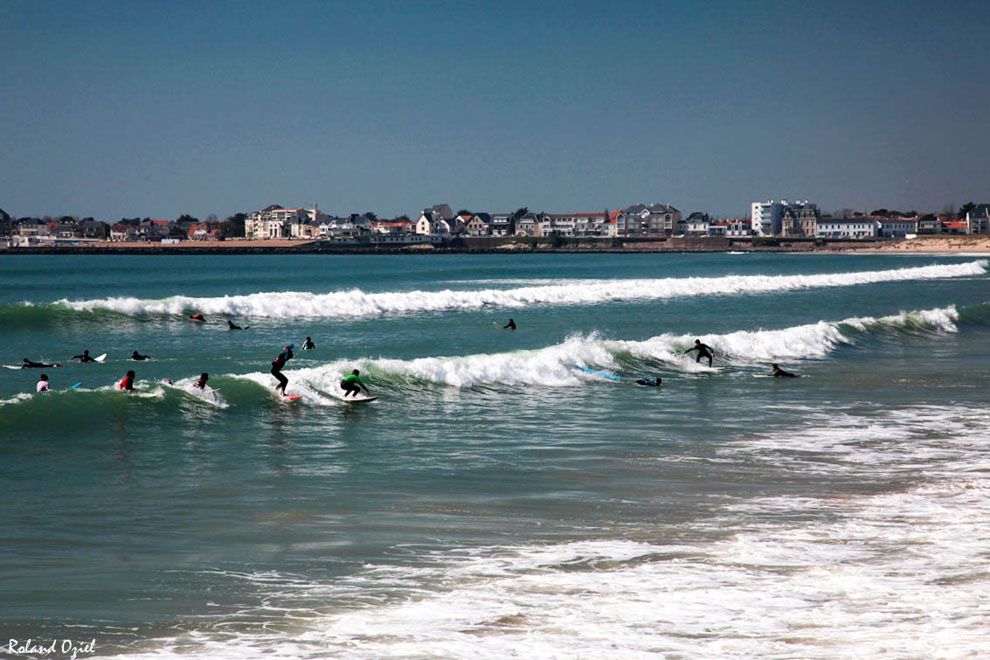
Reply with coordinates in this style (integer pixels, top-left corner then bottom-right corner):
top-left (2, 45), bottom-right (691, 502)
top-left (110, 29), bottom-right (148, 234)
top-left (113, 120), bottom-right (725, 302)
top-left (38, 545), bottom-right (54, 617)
top-left (573, 365), bottom-right (621, 381)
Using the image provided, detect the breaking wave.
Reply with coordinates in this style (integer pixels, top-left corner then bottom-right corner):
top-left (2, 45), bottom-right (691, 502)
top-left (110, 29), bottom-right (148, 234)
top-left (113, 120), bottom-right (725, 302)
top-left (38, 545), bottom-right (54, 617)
top-left (23, 260), bottom-right (988, 320)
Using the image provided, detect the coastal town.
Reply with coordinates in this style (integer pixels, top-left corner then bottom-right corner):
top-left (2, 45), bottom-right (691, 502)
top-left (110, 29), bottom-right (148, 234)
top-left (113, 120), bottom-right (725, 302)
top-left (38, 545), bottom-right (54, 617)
top-left (2, 199), bottom-right (990, 250)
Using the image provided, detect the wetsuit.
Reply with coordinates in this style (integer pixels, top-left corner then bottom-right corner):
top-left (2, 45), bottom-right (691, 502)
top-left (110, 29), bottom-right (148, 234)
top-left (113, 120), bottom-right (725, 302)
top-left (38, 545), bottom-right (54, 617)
top-left (131, 352), bottom-right (150, 361)
top-left (271, 348), bottom-right (292, 394)
top-left (227, 320), bottom-right (242, 330)
top-left (504, 319), bottom-right (516, 330)
top-left (636, 378), bottom-right (661, 387)
top-left (303, 338), bottom-right (315, 350)
top-left (771, 366), bottom-right (797, 378)
top-left (23, 359), bottom-right (55, 369)
top-left (119, 375), bottom-right (134, 391)
top-left (340, 373), bottom-right (367, 397)
top-left (72, 353), bottom-right (96, 363)
top-left (684, 342), bottom-right (715, 367)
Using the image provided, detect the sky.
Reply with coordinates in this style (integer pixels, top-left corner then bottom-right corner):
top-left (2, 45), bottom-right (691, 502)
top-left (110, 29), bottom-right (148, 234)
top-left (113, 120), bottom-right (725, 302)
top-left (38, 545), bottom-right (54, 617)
top-left (2, 0), bottom-right (989, 221)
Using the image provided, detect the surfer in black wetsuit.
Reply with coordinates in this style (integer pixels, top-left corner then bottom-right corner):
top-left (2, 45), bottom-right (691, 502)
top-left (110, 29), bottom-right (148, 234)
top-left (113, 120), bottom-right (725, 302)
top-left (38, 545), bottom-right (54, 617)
top-left (130, 350), bottom-right (151, 361)
top-left (193, 373), bottom-right (209, 389)
top-left (302, 336), bottom-right (315, 350)
top-left (684, 339), bottom-right (715, 367)
top-left (22, 358), bottom-right (59, 369)
top-left (636, 376), bottom-right (662, 386)
top-left (227, 320), bottom-right (249, 330)
top-left (503, 318), bottom-right (517, 330)
top-left (71, 350), bottom-right (96, 363)
top-left (770, 363), bottom-right (797, 378)
top-left (271, 345), bottom-right (293, 396)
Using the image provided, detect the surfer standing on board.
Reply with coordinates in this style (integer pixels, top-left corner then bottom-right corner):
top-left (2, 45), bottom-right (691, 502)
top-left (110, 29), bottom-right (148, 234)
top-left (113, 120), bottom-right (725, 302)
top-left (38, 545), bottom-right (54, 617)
top-left (193, 373), bottom-right (209, 389)
top-left (271, 345), bottom-right (293, 396)
top-left (340, 369), bottom-right (371, 398)
top-left (684, 339), bottom-right (715, 368)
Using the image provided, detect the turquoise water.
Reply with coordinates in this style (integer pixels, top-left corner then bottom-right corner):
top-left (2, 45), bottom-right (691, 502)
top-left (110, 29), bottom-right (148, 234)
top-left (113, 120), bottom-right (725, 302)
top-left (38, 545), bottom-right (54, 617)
top-left (2, 253), bottom-right (989, 658)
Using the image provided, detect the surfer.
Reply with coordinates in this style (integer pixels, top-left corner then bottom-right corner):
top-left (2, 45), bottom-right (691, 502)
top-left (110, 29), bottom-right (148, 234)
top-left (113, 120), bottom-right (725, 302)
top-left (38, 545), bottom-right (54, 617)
top-left (71, 350), bottom-right (97, 363)
top-left (227, 320), bottom-right (249, 330)
top-left (302, 336), bottom-right (315, 350)
top-left (190, 313), bottom-right (205, 322)
top-left (340, 369), bottom-right (371, 398)
top-left (130, 350), bottom-right (151, 361)
top-left (770, 363), bottom-right (797, 378)
top-left (119, 370), bottom-right (135, 391)
top-left (271, 345), bottom-right (293, 396)
top-left (36, 374), bottom-right (51, 392)
top-left (193, 373), bottom-right (209, 389)
top-left (503, 318), bottom-right (517, 330)
top-left (636, 376), bottom-right (662, 387)
top-left (684, 339), bottom-right (715, 368)
top-left (22, 357), bottom-right (59, 368)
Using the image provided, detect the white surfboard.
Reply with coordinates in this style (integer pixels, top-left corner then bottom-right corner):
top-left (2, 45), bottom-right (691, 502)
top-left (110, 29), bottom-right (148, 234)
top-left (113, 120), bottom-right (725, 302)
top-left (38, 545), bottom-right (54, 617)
top-left (94, 353), bottom-right (108, 363)
top-left (340, 395), bottom-right (378, 403)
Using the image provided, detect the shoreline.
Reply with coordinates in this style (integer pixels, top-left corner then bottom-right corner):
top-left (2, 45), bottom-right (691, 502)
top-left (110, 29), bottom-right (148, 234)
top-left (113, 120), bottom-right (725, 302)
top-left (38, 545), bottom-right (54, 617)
top-left (2, 235), bottom-right (989, 255)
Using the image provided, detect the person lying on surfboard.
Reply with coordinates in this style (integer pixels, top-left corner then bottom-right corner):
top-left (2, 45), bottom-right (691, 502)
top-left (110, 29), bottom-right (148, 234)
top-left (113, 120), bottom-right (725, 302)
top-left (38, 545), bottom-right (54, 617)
top-left (130, 350), bottom-right (152, 361)
top-left (684, 339), bottom-right (715, 368)
top-left (190, 313), bottom-right (205, 322)
top-left (71, 350), bottom-right (97, 363)
top-left (271, 345), bottom-right (293, 396)
top-left (636, 376), bottom-right (662, 386)
top-left (227, 320), bottom-right (249, 330)
top-left (770, 363), bottom-right (797, 378)
top-left (503, 318), bottom-right (517, 330)
top-left (22, 357), bottom-right (61, 368)
top-left (340, 369), bottom-right (371, 398)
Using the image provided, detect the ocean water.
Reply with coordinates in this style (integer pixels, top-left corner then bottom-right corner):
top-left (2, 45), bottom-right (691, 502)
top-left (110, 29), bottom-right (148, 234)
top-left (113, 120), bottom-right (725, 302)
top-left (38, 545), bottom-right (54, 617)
top-left (1, 252), bottom-right (989, 659)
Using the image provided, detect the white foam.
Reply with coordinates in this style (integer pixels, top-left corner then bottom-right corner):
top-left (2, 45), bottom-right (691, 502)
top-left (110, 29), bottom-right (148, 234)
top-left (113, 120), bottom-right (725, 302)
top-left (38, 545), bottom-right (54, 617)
top-left (218, 306), bottom-right (960, 391)
top-left (91, 406), bottom-right (990, 659)
top-left (56, 260), bottom-right (987, 319)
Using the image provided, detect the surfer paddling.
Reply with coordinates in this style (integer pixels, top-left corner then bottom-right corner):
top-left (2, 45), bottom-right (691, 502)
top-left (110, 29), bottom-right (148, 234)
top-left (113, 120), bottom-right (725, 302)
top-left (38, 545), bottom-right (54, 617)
top-left (340, 369), bottom-right (371, 398)
top-left (503, 318), bottom-right (517, 330)
top-left (770, 363), bottom-right (797, 378)
top-left (190, 313), bottom-right (205, 322)
top-left (271, 345), bottom-right (293, 396)
top-left (684, 339), bottom-right (715, 368)
top-left (636, 376), bottom-right (662, 387)
top-left (130, 350), bottom-right (151, 361)
top-left (227, 320), bottom-right (249, 330)
top-left (71, 350), bottom-right (97, 363)
top-left (22, 357), bottom-right (61, 369)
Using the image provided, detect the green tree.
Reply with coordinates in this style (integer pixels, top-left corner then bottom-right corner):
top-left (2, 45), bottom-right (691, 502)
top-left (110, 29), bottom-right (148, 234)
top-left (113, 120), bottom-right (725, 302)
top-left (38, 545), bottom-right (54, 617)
top-left (176, 214), bottom-right (200, 224)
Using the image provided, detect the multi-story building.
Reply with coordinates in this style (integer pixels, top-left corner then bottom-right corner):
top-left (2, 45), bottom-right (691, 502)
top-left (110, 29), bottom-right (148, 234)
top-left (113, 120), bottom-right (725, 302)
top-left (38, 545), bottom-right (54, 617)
top-left (751, 200), bottom-right (818, 236)
top-left (780, 205), bottom-right (820, 237)
top-left (966, 204), bottom-right (990, 234)
top-left (878, 217), bottom-right (919, 238)
top-left (617, 203), bottom-right (681, 236)
top-left (816, 218), bottom-right (878, 239)
top-left (246, 205), bottom-right (311, 239)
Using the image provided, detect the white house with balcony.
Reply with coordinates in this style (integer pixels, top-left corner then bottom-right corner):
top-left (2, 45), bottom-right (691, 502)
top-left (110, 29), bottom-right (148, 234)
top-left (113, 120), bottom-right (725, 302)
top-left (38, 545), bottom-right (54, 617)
top-left (816, 218), bottom-right (878, 239)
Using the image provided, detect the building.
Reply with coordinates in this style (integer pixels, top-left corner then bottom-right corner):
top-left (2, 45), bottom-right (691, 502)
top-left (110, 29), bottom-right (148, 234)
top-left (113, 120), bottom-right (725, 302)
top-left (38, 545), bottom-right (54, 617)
top-left (245, 205), bottom-right (310, 239)
top-left (965, 204), bottom-right (990, 234)
top-left (616, 203), bottom-right (681, 236)
top-left (489, 213), bottom-right (514, 237)
top-left (878, 217), bottom-right (919, 238)
top-left (751, 200), bottom-right (817, 236)
top-left (780, 205), bottom-right (820, 237)
top-left (816, 218), bottom-right (878, 239)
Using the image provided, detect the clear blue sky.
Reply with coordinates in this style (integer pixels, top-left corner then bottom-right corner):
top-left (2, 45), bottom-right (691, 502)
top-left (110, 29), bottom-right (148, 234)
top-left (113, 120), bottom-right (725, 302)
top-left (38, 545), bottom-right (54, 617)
top-left (2, 0), bottom-right (988, 221)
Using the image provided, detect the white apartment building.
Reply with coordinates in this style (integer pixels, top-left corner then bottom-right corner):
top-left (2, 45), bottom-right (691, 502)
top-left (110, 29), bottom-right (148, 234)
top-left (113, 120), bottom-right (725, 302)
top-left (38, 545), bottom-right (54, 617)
top-left (246, 205), bottom-right (310, 239)
top-left (816, 218), bottom-right (878, 239)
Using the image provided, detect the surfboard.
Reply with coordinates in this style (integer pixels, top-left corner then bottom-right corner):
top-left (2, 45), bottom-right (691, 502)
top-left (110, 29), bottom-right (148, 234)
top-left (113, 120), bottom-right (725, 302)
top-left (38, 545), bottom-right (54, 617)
top-left (342, 396), bottom-right (378, 403)
top-left (71, 382), bottom-right (82, 389)
top-left (573, 365), bottom-right (622, 381)
top-left (94, 353), bottom-right (108, 363)
top-left (281, 394), bottom-right (303, 401)
top-left (2, 365), bottom-right (23, 370)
